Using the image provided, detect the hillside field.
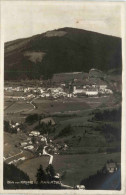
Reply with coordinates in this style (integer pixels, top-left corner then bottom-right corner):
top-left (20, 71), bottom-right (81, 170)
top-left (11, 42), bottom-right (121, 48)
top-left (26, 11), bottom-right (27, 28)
top-left (53, 152), bottom-right (121, 186)
top-left (18, 156), bottom-right (49, 183)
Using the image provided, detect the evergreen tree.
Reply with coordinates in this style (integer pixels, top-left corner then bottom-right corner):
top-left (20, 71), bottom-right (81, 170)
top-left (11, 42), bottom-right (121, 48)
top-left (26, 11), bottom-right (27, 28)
top-left (36, 165), bottom-right (46, 184)
top-left (46, 164), bottom-right (55, 180)
top-left (31, 135), bottom-right (36, 144)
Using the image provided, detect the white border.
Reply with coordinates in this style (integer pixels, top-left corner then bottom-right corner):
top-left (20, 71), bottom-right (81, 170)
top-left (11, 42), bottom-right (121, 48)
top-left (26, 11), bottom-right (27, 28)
top-left (0, 1), bottom-right (126, 194)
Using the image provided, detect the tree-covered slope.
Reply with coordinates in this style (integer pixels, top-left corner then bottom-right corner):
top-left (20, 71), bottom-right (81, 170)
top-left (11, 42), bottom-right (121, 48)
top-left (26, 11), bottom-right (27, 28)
top-left (4, 27), bottom-right (122, 80)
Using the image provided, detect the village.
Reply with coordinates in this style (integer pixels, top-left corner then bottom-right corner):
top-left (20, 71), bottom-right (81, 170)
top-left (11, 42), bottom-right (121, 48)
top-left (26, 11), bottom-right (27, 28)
top-left (4, 119), bottom-right (68, 167)
top-left (4, 81), bottom-right (113, 101)
top-left (4, 71), bottom-right (120, 190)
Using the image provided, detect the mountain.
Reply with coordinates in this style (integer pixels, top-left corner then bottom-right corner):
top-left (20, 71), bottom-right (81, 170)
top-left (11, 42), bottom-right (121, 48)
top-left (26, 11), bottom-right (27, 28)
top-left (4, 27), bottom-right (122, 80)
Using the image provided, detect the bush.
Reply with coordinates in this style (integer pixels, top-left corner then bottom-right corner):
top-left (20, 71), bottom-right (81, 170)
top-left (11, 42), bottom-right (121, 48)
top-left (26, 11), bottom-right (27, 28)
top-left (25, 114), bottom-right (39, 124)
top-left (91, 107), bottom-right (121, 122)
top-left (4, 120), bottom-right (17, 134)
top-left (58, 125), bottom-right (73, 137)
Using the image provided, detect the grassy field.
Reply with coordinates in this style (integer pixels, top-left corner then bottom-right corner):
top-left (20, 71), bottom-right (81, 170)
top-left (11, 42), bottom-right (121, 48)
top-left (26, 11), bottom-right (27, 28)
top-left (4, 89), bottom-right (121, 187)
top-left (4, 101), bottom-right (33, 114)
top-left (4, 101), bottom-right (14, 110)
top-left (53, 152), bottom-right (121, 186)
top-left (18, 156), bottom-right (49, 182)
top-left (4, 100), bottom-right (34, 122)
top-left (4, 132), bottom-right (28, 158)
top-left (30, 98), bottom-right (91, 115)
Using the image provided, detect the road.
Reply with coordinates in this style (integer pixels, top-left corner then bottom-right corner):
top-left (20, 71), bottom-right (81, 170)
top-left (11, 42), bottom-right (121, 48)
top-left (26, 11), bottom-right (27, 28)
top-left (43, 146), bottom-right (53, 164)
top-left (60, 183), bottom-right (73, 189)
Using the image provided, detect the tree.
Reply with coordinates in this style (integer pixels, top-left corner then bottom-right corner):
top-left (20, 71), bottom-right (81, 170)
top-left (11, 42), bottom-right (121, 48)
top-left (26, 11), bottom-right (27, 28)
top-left (46, 164), bottom-right (55, 180)
top-left (36, 165), bottom-right (46, 184)
top-left (25, 114), bottom-right (39, 124)
top-left (4, 121), bottom-right (10, 132)
top-left (31, 135), bottom-right (36, 144)
top-left (58, 124), bottom-right (73, 137)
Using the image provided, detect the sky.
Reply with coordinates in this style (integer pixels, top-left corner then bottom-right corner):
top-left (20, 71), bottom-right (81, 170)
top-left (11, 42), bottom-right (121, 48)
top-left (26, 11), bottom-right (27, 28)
top-left (1, 1), bottom-right (122, 42)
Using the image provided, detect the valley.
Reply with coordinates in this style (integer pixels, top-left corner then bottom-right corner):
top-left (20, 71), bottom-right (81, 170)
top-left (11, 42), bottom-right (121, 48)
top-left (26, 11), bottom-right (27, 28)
top-left (4, 70), bottom-right (121, 189)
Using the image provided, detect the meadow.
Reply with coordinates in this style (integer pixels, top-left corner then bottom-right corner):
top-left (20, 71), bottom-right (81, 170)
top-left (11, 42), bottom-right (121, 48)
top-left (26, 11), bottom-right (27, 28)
top-left (4, 132), bottom-right (32, 159)
top-left (53, 152), bottom-right (121, 186)
top-left (18, 156), bottom-right (49, 183)
top-left (4, 101), bottom-right (33, 114)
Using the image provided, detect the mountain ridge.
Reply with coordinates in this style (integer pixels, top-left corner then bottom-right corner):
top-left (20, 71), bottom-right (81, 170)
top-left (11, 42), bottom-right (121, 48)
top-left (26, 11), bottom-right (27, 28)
top-left (4, 27), bottom-right (122, 80)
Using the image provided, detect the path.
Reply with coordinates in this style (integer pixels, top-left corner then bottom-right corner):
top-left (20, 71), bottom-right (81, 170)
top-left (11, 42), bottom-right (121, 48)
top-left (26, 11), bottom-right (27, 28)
top-left (4, 101), bottom-right (16, 111)
top-left (4, 150), bottom-right (23, 161)
top-left (27, 96), bottom-right (38, 112)
top-left (60, 183), bottom-right (73, 189)
top-left (43, 146), bottom-right (53, 164)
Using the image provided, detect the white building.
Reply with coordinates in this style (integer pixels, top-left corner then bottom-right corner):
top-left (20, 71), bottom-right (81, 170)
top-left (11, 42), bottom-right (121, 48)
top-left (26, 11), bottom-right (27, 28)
top-left (86, 91), bottom-right (98, 96)
top-left (73, 86), bottom-right (86, 94)
top-left (15, 123), bottom-right (19, 126)
top-left (105, 89), bottom-right (113, 94)
top-left (24, 145), bottom-right (34, 150)
top-left (99, 85), bottom-right (107, 90)
top-left (17, 128), bottom-right (20, 132)
top-left (75, 185), bottom-right (85, 190)
top-left (21, 142), bottom-right (27, 146)
top-left (19, 157), bottom-right (26, 161)
top-left (30, 131), bottom-right (40, 136)
top-left (45, 93), bottom-right (50, 97)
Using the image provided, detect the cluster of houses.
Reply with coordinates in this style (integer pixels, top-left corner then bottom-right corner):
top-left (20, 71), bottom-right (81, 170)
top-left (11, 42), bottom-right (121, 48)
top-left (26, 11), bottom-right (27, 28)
top-left (20, 130), bottom-right (47, 152)
top-left (47, 143), bottom-right (68, 155)
top-left (19, 125), bottom-right (68, 156)
top-left (73, 84), bottom-right (113, 96)
top-left (5, 79), bottom-right (113, 102)
top-left (5, 84), bottom-right (113, 101)
top-left (9, 121), bottom-right (21, 132)
top-left (39, 87), bottom-right (68, 98)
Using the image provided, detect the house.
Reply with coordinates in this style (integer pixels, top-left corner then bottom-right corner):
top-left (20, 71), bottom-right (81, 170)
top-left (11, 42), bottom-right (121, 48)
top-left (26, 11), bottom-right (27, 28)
top-left (45, 93), bottom-right (50, 97)
top-left (17, 128), bottom-right (20, 132)
top-left (73, 86), bottom-right (86, 94)
top-left (19, 157), bottom-right (26, 161)
top-left (104, 88), bottom-right (113, 94)
top-left (99, 85), bottom-right (107, 90)
top-left (40, 88), bottom-right (45, 93)
top-left (27, 137), bottom-right (31, 141)
top-left (86, 91), bottom-right (98, 96)
top-left (68, 93), bottom-right (72, 98)
top-left (30, 131), bottom-right (40, 136)
top-left (24, 145), bottom-right (34, 150)
top-left (27, 94), bottom-right (33, 98)
top-left (40, 93), bottom-right (46, 98)
top-left (61, 83), bottom-right (66, 87)
top-left (106, 162), bottom-right (117, 173)
top-left (15, 122), bottom-right (19, 126)
top-left (11, 125), bottom-right (16, 128)
top-left (20, 142), bottom-right (27, 147)
top-left (75, 185), bottom-right (85, 190)
top-left (29, 133), bottom-right (33, 136)
top-left (53, 173), bottom-right (60, 181)
top-left (41, 137), bottom-right (47, 142)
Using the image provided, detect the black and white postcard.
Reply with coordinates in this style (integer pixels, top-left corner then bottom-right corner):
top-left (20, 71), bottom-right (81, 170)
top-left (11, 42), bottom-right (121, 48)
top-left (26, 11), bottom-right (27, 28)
top-left (0, 0), bottom-right (126, 194)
